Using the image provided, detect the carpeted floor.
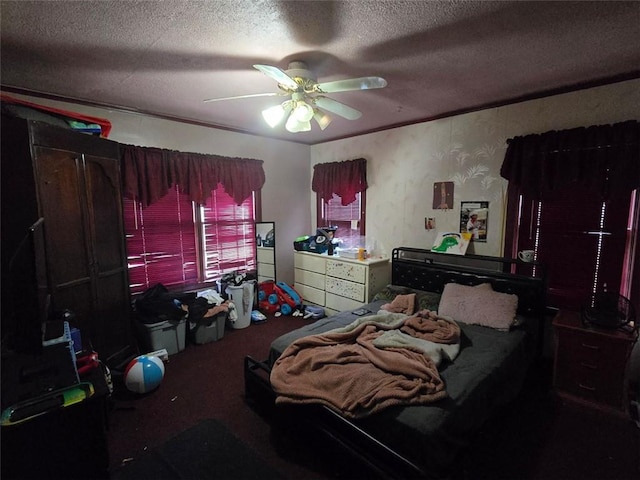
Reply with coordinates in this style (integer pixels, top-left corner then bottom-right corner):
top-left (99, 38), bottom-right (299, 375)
top-left (110, 418), bottom-right (284, 480)
top-left (106, 315), bottom-right (640, 480)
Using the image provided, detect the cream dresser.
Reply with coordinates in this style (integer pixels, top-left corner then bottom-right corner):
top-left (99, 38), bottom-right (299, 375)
top-left (257, 246), bottom-right (275, 282)
top-left (293, 251), bottom-right (390, 315)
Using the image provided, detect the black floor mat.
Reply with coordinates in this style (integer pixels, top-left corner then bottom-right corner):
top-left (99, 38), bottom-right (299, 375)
top-left (110, 418), bottom-right (284, 480)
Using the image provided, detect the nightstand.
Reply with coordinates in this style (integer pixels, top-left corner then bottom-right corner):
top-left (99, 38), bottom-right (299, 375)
top-left (553, 309), bottom-right (638, 415)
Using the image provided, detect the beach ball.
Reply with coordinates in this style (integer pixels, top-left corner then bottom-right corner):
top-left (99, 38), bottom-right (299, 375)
top-left (124, 355), bottom-right (165, 394)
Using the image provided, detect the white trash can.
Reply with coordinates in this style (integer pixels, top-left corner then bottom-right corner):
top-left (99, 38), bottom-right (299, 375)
top-left (225, 281), bottom-right (255, 329)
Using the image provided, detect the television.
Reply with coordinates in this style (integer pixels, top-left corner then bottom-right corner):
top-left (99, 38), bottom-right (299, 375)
top-left (1, 218), bottom-right (50, 354)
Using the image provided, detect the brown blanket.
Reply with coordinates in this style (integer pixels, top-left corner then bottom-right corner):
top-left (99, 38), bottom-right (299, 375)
top-left (270, 311), bottom-right (460, 419)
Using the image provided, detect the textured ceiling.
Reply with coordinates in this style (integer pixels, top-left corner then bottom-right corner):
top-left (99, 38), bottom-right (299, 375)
top-left (1, 0), bottom-right (639, 145)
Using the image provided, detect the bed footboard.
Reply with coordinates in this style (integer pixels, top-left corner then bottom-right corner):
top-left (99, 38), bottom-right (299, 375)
top-left (244, 355), bottom-right (430, 479)
top-left (244, 356), bottom-right (277, 415)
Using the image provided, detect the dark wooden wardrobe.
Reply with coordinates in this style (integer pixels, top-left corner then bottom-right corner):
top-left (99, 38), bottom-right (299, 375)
top-left (2, 115), bottom-right (135, 362)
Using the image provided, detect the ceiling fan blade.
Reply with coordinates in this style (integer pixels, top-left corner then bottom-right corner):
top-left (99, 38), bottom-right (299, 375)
top-left (313, 96), bottom-right (362, 120)
top-left (203, 92), bottom-right (281, 103)
top-left (253, 64), bottom-right (299, 90)
top-left (315, 76), bottom-right (387, 93)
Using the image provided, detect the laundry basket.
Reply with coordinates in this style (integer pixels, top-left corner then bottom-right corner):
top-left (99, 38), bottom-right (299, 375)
top-left (225, 281), bottom-right (256, 329)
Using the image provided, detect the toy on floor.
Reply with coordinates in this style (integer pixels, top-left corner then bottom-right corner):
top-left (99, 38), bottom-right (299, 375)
top-left (124, 354), bottom-right (165, 394)
top-left (257, 280), bottom-right (303, 316)
top-left (251, 310), bottom-right (267, 323)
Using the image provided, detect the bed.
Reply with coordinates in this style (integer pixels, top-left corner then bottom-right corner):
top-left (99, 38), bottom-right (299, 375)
top-left (244, 247), bottom-right (546, 479)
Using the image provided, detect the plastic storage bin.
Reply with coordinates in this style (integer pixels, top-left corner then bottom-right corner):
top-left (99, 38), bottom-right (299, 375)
top-left (191, 313), bottom-right (226, 344)
top-left (137, 318), bottom-right (186, 355)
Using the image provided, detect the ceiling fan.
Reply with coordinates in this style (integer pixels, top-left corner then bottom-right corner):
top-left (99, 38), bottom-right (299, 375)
top-left (203, 61), bottom-right (387, 133)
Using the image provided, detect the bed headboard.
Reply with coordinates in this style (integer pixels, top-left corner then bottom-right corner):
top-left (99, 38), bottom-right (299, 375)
top-left (391, 247), bottom-right (546, 316)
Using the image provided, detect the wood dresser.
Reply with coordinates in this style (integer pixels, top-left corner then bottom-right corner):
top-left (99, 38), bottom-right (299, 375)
top-left (553, 309), bottom-right (638, 415)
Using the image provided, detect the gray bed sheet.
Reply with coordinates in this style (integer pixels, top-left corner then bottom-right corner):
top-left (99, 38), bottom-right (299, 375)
top-left (267, 299), bottom-right (538, 476)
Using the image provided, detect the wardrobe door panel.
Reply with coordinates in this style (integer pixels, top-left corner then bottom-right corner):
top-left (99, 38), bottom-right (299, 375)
top-left (84, 155), bottom-right (131, 358)
top-left (34, 147), bottom-right (91, 289)
top-left (84, 155), bottom-right (127, 274)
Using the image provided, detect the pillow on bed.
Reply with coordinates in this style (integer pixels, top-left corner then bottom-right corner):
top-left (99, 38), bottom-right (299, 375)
top-left (372, 284), bottom-right (414, 302)
top-left (373, 285), bottom-right (443, 312)
top-left (415, 290), bottom-right (442, 311)
top-left (437, 283), bottom-right (518, 331)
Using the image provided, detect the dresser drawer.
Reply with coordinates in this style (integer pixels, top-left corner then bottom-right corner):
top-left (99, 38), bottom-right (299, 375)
top-left (257, 248), bottom-right (274, 264)
top-left (294, 268), bottom-right (325, 290)
top-left (295, 283), bottom-right (325, 306)
top-left (326, 259), bottom-right (366, 284)
top-left (294, 253), bottom-right (325, 274)
top-left (325, 277), bottom-right (365, 302)
top-left (556, 329), bottom-right (628, 368)
top-left (258, 263), bottom-right (275, 278)
top-left (555, 364), bottom-right (625, 409)
top-left (325, 292), bottom-right (362, 312)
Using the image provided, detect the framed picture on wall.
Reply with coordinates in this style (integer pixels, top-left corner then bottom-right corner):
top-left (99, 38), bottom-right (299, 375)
top-left (433, 182), bottom-right (454, 210)
top-left (460, 201), bottom-right (489, 242)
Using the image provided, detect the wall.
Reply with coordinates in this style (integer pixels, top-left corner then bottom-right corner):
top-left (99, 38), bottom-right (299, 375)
top-left (8, 82), bottom-right (640, 376)
top-left (9, 80), bottom-right (640, 283)
top-left (4, 92), bottom-right (311, 285)
top-left (310, 78), bottom-right (640, 259)
top-left (310, 77), bottom-right (640, 377)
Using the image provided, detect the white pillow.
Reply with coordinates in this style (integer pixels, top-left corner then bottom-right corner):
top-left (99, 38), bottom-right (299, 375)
top-left (438, 283), bottom-right (518, 331)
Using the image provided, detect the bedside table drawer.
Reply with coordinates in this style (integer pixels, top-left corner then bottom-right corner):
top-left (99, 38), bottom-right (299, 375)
top-left (556, 329), bottom-right (630, 367)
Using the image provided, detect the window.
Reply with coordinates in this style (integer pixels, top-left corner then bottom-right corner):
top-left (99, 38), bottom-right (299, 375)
top-left (124, 185), bottom-right (256, 295)
top-left (500, 120), bottom-right (639, 312)
top-left (317, 190), bottom-right (366, 248)
top-left (506, 184), bottom-right (637, 311)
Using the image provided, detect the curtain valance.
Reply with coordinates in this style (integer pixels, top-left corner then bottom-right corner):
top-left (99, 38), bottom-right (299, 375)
top-left (312, 158), bottom-right (368, 205)
top-left (500, 120), bottom-right (639, 200)
top-left (121, 144), bottom-right (265, 206)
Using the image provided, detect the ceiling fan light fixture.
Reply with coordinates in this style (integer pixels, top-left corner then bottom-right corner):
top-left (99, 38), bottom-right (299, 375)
top-left (261, 101), bottom-right (293, 128)
top-left (285, 114), bottom-right (311, 133)
top-left (261, 103), bottom-right (286, 128)
top-left (313, 109), bottom-right (332, 130)
top-left (292, 100), bottom-right (314, 122)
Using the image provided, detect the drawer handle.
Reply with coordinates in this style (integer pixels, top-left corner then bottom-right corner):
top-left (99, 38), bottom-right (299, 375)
top-left (581, 343), bottom-right (600, 350)
top-left (578, 383), bottom-right (596, 392)
top-left (580, 362), bottom-right (597, 370)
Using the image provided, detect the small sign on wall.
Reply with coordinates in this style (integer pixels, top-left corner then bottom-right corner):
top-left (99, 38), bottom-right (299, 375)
top-left (460, 201), bottom-right (489, 242)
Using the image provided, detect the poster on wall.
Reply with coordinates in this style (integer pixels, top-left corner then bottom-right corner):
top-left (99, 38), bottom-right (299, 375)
top-left (460, 201), bottom-right (489, 242)
top-left (433, 182), bottom-right (454, 210)
top-left (431, 232), bottom-right (472, 255)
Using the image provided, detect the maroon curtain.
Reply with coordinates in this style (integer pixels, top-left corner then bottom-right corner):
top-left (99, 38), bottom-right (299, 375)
top-left (121, 145), bottom-right (266, 206)
top-left (312, 158), bottom-right (367, 206)
top-left (500, 120), bottom-right (639, 200)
